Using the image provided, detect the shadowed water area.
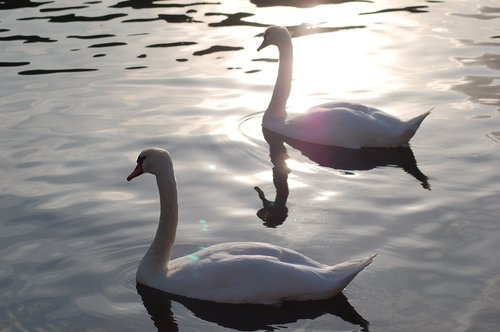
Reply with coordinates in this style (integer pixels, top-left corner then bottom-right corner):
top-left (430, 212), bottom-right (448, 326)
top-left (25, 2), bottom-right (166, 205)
top-left (1, 0), bottom-right (499, 331)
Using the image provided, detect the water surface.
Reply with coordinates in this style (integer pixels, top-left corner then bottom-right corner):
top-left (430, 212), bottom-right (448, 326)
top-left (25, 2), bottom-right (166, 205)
top-left (1, 0), bottom-right (499, 331)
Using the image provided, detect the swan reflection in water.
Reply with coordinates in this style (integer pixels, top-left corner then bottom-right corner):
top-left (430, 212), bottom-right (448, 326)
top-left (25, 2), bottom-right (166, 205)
top-left (255, 128), bottom-right (430, 227)
top-left (137, 283), bottom-right (369, 331)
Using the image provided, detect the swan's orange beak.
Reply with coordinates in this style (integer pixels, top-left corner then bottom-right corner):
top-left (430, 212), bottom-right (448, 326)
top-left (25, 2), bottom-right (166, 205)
top-left (257, 39), bottom-right (269, 51)
top-left (127, 164), bottom-right (143, 181)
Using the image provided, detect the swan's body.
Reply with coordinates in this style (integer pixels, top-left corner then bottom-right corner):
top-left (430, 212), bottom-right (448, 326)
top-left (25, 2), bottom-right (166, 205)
top-left (258, 26), bottom-right (430, 149)
top-left (128, 148), bottom-right (375, 304)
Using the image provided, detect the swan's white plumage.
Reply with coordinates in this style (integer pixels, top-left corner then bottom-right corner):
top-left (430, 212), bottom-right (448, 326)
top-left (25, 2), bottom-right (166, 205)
top-left (128, 148), bottom-right (375, 304)
top-left (258, 26), bottom-right (430, 149)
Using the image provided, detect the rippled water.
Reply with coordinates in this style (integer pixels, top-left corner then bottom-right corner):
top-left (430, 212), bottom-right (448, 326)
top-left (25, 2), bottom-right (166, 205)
top-left (1, 0), bottom-right (499, 331)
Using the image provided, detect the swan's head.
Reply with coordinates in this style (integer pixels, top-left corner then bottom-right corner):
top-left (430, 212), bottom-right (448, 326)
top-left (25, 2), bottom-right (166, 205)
top-left (127, 147), bottom-right (172, 181)
top-left (257, 26), bottom-right (291, 51)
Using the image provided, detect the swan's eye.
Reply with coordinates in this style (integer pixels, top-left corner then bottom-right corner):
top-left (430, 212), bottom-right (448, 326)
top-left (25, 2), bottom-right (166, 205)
top-left (137, 155), bottom-right (146, 165)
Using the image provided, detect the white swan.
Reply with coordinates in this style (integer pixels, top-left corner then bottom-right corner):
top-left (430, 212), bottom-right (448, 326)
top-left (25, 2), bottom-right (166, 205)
top-left (257, 25), bottom-right (430, 149)
top-left (127, 147), bottom-right (375, 304)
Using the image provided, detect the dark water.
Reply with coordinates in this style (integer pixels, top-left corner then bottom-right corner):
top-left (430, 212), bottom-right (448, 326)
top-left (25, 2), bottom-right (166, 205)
top-left (1, 0), bottom-right (499, 331)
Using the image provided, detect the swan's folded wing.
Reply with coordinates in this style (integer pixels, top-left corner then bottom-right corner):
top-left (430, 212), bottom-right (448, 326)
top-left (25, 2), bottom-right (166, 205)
top-left (168, 251), bottom-right (374, 304)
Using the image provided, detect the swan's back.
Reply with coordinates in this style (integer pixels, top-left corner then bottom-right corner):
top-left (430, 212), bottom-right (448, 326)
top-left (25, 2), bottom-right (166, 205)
top-left (265, 102), bottom-right (429, 148)
top-left (153, 242), bottom-right (375, 304)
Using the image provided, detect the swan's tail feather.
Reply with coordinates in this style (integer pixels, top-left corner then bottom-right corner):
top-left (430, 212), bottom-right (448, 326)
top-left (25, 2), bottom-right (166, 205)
top-left (332, 254), bottom-right (376, 273)
top-left (328, 254), bottom-right (376, 294)
top-left (399, 108), bottom-right (432, 145)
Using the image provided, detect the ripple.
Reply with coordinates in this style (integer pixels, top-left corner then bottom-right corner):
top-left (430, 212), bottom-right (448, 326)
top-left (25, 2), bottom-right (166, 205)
top-left (97, 191), bottom-right (134, 201)
top-left (40, 6), bottom-right (89, 12)
top-left (99, 245), bottom-right (142, 297)
top-left (252, 57), bottom-right (278, 62)
top-left (455, 53), bottom-right (500, 71)
top-left (146, 41), bottom-right (197, 48)
top-left (125, 66), bottom-right (147, 70)
top-left (487, 131), bottom-right (500, 143)
top-left (360, 5), bottom-right (429, 15)
top-left (451, 76), bottom-right (500, 106)
top-left (250, 0), bottom-right (363, 8)
top-left (88, 42), bottom-right (127, 48)
top-left (67, 34), bottom-right (116, 39)
top-left (18, 68), bottom-right (98, 75)
top-left (0, 61), bottom-right (30, 67)
top-left (236, 111), bottom-right (266, 144)
top-left (206, 12), bottom-right (266, 28)
top-left (0, 0), bottom-right (50, 10)
top-left (19, 13), bottom-right (128, 22)
top-left (452, 6), bottom-right (500, 20)
top-left (0, 35), bottom-right (56, 43)
top-left (110, 0), bottom-right (220, 9)
top-left (262, 23), bottom-right (366, 39)
top-left (124, 13), bottom-right (202, 23)
top-left (193, 45), bottom-right (244, 56)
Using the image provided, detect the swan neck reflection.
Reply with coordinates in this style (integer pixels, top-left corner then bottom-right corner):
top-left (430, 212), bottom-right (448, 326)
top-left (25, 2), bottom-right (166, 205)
top-left (255, 128), bottom-right (291, 227)
top-left (255, 127), bottom-right (429, 227)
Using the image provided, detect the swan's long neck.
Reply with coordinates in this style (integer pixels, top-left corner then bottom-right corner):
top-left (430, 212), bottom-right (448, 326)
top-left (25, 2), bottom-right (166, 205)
top-left (140, 162), bottom-right (178, 276)
top-left (265, 38), bottom-right (293, 121)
